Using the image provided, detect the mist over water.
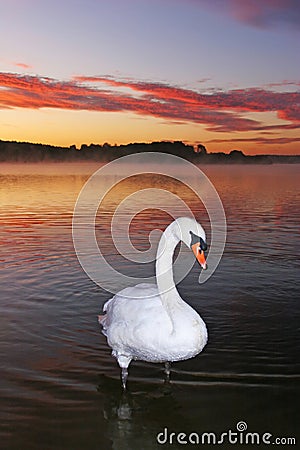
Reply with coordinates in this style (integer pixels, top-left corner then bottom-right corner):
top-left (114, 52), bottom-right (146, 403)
top-left (0, 163), bottom-right (299, 449)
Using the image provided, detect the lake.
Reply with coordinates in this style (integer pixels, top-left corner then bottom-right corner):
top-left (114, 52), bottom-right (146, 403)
top-left (0, 162), bottom-right (299, 449)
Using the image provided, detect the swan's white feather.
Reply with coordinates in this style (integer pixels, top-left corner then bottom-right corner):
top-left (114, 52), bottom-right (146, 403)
top-left (98, 218), bottom-right (209, 378)
top-left (100, 282), bottom-right (207, 366)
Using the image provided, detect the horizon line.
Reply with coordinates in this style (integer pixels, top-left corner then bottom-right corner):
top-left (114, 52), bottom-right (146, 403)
top-left (1, 138), bottom-right (300, 158)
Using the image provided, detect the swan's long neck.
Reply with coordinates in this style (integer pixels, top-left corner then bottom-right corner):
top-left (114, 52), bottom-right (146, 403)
top-left (155, 222), bottom-right (182, 312)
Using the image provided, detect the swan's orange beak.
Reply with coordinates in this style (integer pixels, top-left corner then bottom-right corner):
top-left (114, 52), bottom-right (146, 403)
top-left (192, 242), bottom-right (207, 270)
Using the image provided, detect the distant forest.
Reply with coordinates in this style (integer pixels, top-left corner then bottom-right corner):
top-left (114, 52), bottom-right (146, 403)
top-left (0, 140), bottom-right (299, 164)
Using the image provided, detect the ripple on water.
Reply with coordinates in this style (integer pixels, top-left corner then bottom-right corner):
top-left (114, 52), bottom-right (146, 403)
top-left (0, 165), bottom-right (299, 449)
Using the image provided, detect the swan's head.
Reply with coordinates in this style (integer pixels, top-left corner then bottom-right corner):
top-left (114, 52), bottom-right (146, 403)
top-left (174, 217), bottom-right (208, 270)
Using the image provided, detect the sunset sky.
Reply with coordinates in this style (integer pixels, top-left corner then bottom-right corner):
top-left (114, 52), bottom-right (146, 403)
top-left (0, 0), bottom-right (299, 154)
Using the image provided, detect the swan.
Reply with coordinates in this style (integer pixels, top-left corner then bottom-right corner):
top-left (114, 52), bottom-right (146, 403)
top-left (98, 217), bottom-right (208, 389)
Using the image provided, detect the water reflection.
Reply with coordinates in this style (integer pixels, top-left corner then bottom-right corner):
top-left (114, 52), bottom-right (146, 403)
top-left (97, 370), bottom-right (299, 450)
top-left (99, 376), bottom-right (183, 450)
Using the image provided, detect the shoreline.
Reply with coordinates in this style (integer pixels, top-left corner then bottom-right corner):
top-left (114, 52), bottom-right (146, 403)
top-left (1, 139), bottom-right (299, 165)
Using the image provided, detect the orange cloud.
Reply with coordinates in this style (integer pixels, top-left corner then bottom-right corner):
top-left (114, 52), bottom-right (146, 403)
top-left (0, 72), bottom-right (299, 139)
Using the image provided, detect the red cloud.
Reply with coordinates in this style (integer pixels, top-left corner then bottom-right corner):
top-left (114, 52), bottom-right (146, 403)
top-left (14, 62), bottom-right (32, 69)
top-left (207, 136), bottom-right (300, 145)
top-left (75, 75), bottom-right (300, 126)
top-left (189, 0), bottom-right (300, 29)
top-left (0, 72), bottom-right (299, 136)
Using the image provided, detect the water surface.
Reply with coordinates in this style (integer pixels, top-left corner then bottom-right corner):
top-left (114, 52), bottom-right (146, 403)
top-left (0, 163), bottom-right (299, 449)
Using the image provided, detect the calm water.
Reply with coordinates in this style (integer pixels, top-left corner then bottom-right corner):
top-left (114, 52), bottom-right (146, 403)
top-left (0, 163), bottom-right (299, 449)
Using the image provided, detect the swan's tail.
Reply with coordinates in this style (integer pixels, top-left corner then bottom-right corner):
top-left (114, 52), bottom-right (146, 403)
top-left (98, 314), bottom-right (108, 336)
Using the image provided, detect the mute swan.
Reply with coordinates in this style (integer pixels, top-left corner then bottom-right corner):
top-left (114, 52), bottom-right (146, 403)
top-left (98, 217), bottom-right (208, 389)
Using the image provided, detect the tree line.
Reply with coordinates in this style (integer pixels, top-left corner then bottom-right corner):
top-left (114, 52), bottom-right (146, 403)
top-left (0, 140), bottom-right (299, 164)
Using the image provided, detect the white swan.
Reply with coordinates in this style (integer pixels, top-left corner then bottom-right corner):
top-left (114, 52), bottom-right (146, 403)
top-left (98, 217), bottom-right (208, 388)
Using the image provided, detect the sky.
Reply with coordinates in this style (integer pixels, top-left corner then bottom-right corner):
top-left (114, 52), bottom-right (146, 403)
top-left (0, 0), bottom-right (299, 154)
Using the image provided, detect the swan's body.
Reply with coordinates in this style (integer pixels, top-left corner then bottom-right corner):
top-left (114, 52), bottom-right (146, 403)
top-left (99, 217), bottom-right (208, 387)
top-left (101, 282), bottom-right (207, 364)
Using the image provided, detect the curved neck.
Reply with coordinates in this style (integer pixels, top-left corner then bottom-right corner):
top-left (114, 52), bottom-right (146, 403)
top-left (155, 222), bottom-right (181, 307)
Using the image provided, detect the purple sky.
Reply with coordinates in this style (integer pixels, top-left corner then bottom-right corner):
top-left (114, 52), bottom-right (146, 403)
top-left (0, 0), bottom-right (299, 154)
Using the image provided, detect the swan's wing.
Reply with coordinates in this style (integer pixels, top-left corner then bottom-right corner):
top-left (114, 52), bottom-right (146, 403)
top-left (102, 283), bottom-right (161, 323)
top-left (100, 283), bottom-right (161, 337)
top-left (99, 283), bottom-right (174, 359)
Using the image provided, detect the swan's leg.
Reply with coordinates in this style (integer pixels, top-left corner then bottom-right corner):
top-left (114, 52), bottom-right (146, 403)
top-left (116, 354), bottom-right (132, 390)
top-left (121, 367), bottom-right (128, 390)
top-left (164, 362), bottom-right (171, 382)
